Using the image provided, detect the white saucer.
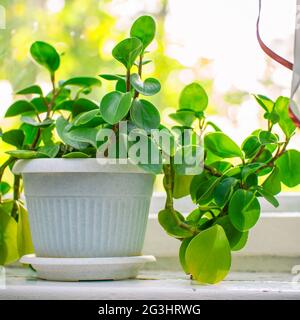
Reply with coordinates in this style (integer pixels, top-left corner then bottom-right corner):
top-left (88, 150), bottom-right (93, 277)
top-left (20, 254), bottom-right (156, 281)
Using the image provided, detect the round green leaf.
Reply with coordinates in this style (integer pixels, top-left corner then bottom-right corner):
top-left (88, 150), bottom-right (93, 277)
top-left (274, 96), bottom-right (296, 138)
top-left (158, 209), bottom-right (194, 238)
top-left (30, 41), bottom-right (60, 73)
top-left (169, 110), bottom-right (196, 127)
top-left (5, 100), bottom-right (36, 117)
top-left (253, 94), bottom-right (274, 113)
top-left (259, 131), bottom-right (278, 144)
top-left (72, 109), bottom-right (101, 127)
top-left (276, 150), bottom-right (300, 187)
top-left (2, 130), bottom-right (25, 148)
top-left (6, 150), bottom-right (48, 159)
top-left (214, 177), bottom-right (238, 207)
top-left (0, 182), bottom-right (10, 196)
top-left (16, 85), bottom-right (43, 96)
top-left (215, 216), bottom-right (248, 250)
top-left (173, 174), bottom-right (194, 199)
top-left (228, 189), bottom-right (260, 232)
top-left (130, 73), bottom-right (161, 96)
top-left (100, 91), bottom-right (132, 125)
top-left (242, 135), bottom-right (261, 159)
top-left (72, 98), bottom-right (99, 116)
top-left (112, 37), bottom-right (143, 70)
top-left (185, 225), bottom-right (231, 284)
top-left (21, 117), bottom-right (54, 127)
top-left (179, 83), bottom-right (208, 112)
top-left (130, 99), bottom-right (160, 131)
top-left (130, 15), bottom-right (156, 51)
top-left (179, 237), bottom-right (193, 274)
top-left (205, 132), bottom-right (243, 158)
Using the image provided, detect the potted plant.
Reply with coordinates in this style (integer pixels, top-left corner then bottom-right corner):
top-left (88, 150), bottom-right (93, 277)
top-left (158, 83), bottom-right (300, 284)
top-left (0, 15), bottom-right (163, 280)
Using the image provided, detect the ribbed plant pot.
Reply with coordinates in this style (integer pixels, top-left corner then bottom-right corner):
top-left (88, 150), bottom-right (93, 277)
top-left (13, 159), bottom-right (155, 258)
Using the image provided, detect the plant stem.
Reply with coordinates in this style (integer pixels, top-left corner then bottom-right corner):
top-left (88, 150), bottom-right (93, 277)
top-left (204, 164), bottom-right (222, 177)
top-left (163, 162), bottom-right (199, 234)
top-left (30, 127), bottom-right (41, 149)
top-left (126, 69), bottom-right (131, 92)
top-left (11, 174), bottom-right (21, 219)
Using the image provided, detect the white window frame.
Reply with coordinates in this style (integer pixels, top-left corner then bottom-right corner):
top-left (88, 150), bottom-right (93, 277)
top-left (144, 193), bottom-right (300, 258)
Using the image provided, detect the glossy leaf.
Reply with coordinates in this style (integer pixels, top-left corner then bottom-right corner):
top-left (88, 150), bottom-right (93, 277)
top-left (62, 152), bottom-right (90, 158)
top-left (262, 167), bottom-right (281, 195)
top-left (214, 177), bottom-right (238, 207)
top-left (72, 99), bottom-right (99, 116)
top-left (253, 94), bottom-right (274, 113)
top-left (242, 135), bottom-right (261, 159)
top-left (100, 91), bottom-right (132, 125)
top-left (228, 189), bottom-right (260, 232)
top-left (130, 73), bottom-right (161, 96)
top-left (215, 216), bottom-right (248, 251)
top-left (173, 174), bottom-right (194, 199)
top-left (62, 77), bottom-right (101, 88)
top-left (72, 109), bottom-right (101, 127)
top-left (5, 100), bottom-right (35, 117)
top-left (257, 187), bottom-right (279, 208)
top-left (21, 117), bottom-right (54, 127)
top-left (6, 150), bottom-right (48, 159)
top-left (130, 99), bottom-right (160, 131)
top-left (158, 209), bottom-right (194, 238)
top-left (275, 150), bottom-right (300, 187)
top-left (274, 96), bottom-right (296, 138)
top-left (112, 37), bottom-right (143, 70)
top-left (67, 127), bottom-right (98, 148)
top-left (16, 202), bottom-right (34, 257)
top-left (179, 83), bottom-right (208, 112)
top-left (169, 110), bottom-right (196, 127)
top-left (38, 145), bottom-right (60, 158)
top-left (0, 182), bottom-right (10, 196)
top-left (30, 41), bottom-right (60, 73)
top-left (205, 132), bottom-right (243, 158)
top-left (130, 15), bottom-right (156, 51)
top-left (2, 130), bottom-right (25, 148)
top-left (185, 225), bottom-right (231, 284)
top-left (16, 85), bottom-right (43, 96)
top-left (179, 237), bottom-right (193, 274)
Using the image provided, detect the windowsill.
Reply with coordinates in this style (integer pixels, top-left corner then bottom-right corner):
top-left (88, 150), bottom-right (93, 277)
top-left (1, 266), bottom-right (299, 300)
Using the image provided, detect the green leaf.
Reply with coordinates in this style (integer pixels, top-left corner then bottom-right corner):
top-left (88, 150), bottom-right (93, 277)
top-left (253, 94), bottom-right (274, 113)
top-left (228, 189), bottom-right (260, 232)
top-left (215, 216), bottom-right (248, 251)
top-left (151, 125), bottom-right (176, 157)
top-left (62, 77), bottom-right (101, 88)
top-left (72, 109), bottom-right (101, 127)
top-left (99, 74), bottom-right (125, 81)
top-left (56, 117), bottom-right (89, 150)
top-left (0, 205), bottom-right (19, 265)
top-left (130, 15), bottom-right (156, 51)
top-left (130, 73), bottom-right (161, 96)
top-left (62, 152), bottom-right (90, 158)
top-left (262, 167), bottom-right (281, 195)
top-left (179, 83), bottom-right (208, 112)
top-left (30, 41), bottom-right (60, 73)
top-left (38, 144), bottom-right (60, 158)
top-left (31, 97), bottom-right (48, 113)
top-left (16, 85), bottom-right (43, 96)
top-left (257, 187), bottom-right (279, 208)
top-left (179, 237), bottom-right (193, 274)
top-left (130, 99), bottom-right (160, 131)
top-left (2, 130), bottom-right (25, 148)
top-left (242, 135), bottom-right (261, 158)
top-left (169, 110), bottom-right (196, 127)
top-left (100, 91), bottom-right (132, 125)
top-left (115, 79), bottom-right (127, 93)
top-left (112, 37), bottom-right (143, 70)
top-left (259, 131), bottom-right (278, 144)
top-left (275, 150), bottom-right (300, 187)
top-left (214, 177), bottom-right (238, 207)
top-left (158, 209), bottom-right (194, 238)
top-left (205, 132), bottom-right (243, 158)
top-left (185, 225), bottom-right (231, 284)
top-left (0, 182), bottom-right (10, 196)
top-left (190, 172), bottom-right (216, 202)
top-left (5, 100), bottom-right (35, 117)
top-left (173, 174), bottom-right (194, 199)
top-left (20, 124), bottom-right (39, 146)
top-left (231, 231), bottom-right (248, 251)
top-left (274, 96), bottom-right (296, 138)
top-left (70, 99), bottom-right (99, 116)
top-left (6, 150), bottom-right (48, 159)
top-left (68, 127), bottom-right (98, 148)
top-left (21, 117), bottom-right (54, 127)
top-left (16, 202), bottom-right (34, 257)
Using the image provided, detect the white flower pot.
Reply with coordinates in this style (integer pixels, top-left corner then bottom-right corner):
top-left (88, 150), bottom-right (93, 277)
top-left (13, 159), bottom-right (155, 258)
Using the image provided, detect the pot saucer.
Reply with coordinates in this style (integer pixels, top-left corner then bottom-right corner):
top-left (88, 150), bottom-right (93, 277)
top-left (20, 254), bottom-right (156, 281)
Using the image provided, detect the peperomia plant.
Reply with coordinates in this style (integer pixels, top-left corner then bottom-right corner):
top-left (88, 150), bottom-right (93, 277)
top-left (159, 83), bottom-right (300, 284)
top-left (0, 15), bottom-right (163, 265)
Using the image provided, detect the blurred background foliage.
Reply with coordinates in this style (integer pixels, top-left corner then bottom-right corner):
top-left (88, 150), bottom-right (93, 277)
top-left (0, 0), bottom-right (299, 191)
